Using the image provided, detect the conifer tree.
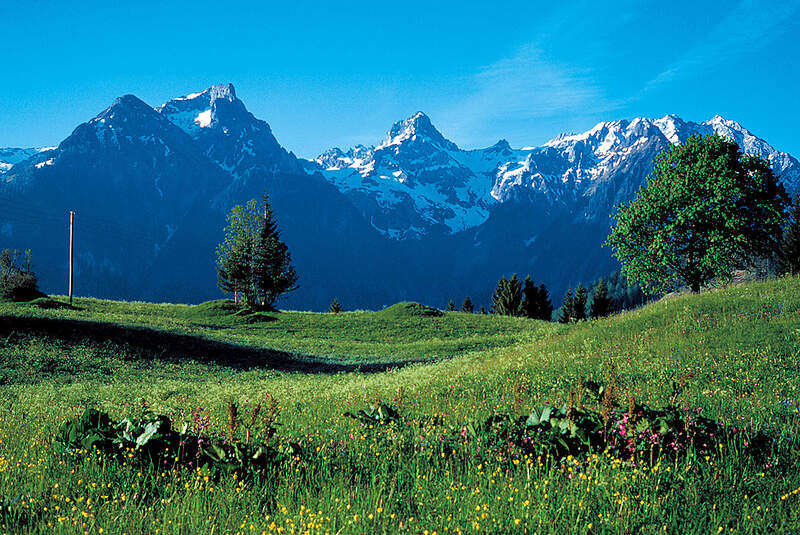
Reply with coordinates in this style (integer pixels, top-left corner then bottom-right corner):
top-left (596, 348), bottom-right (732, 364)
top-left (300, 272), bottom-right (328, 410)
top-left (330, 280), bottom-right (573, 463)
top-left (491, 274), bottom-right (523, 316)
top-left (589, 280), bottom-right (613, 319)
top-left (461, 296), bottom-right (474, 313)
top-left (480, 306), bottom-right (487, 314)
top-left (573, 284), bottom-right (588, 321)
top-left (521, 276), bottom-right (537, 318)
top-left (558, 288), bottom-right (574, 323)
top-left (491, 276), bottom-right (507, 314)
top-left (536, 283), bottom-right (553, 321)
top-left (216, 202), bottom-right (258, 304)
top-left (446, 299), bottom-right (455, 311)
top-left (329, 298), bottom-right (342, 313)
top-left (780, 197), bottom-right (800, 275)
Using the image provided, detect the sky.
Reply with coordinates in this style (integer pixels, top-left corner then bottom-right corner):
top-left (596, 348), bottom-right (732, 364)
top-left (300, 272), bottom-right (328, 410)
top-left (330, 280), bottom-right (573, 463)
top-left (1, 0), bottom-right (799, 159)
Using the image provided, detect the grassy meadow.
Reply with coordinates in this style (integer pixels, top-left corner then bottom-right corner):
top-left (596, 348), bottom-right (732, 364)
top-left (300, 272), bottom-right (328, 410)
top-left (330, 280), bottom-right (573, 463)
top-left (0, 277), bottom-right (799, 533)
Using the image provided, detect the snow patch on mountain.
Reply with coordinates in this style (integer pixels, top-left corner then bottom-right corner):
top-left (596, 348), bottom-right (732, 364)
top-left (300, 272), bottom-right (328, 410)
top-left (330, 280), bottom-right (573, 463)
top-left (195, 109), bottom-right (212, 128)
top-left (313, 113), bottom-right (500, 237)
top-left (157, 83), bottom-right (302, 180)
top-left (314, 113), bottom-right (800, 238)
top-left (0, 147), bottom-right (56, 175)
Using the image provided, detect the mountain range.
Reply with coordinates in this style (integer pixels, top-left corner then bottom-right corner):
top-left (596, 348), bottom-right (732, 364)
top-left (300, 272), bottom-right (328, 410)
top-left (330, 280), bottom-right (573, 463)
top-left (1, 83), bottom-right (797, 310)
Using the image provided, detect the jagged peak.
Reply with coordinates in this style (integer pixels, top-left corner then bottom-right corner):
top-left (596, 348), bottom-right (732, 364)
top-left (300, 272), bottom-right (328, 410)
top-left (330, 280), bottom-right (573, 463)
top-left (378, 111), bottom-right (458, 151)
top-left (491, 139), bottom-right (511, 150)
top-left (703, 114), bottom-right (747, 132)
top-left (157, 83), bottom-right (260, 137)
top-left (172, 83), bottom-right (237, 104)
top-left (209, 83), bottom-right (236, 102)
top-left (319, 147), bottom-right (346, 157)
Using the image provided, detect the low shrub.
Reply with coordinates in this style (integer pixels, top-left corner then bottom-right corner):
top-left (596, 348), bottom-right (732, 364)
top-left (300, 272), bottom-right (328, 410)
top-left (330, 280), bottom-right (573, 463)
top-left (0, 249), bottom-right (44, 302)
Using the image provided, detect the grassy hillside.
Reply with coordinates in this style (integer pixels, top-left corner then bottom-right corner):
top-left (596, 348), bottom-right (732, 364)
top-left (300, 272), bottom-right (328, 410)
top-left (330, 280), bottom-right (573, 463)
top-left (0, 277), bottom-right (798, 533)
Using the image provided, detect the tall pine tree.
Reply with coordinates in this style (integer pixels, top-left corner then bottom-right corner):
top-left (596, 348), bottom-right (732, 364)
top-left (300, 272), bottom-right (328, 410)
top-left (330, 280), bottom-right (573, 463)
top-left (558, 288), bottom-right (575, 323)
top-left (573, 284), bottom-right (588, 321)
top-left (536, 283), bottom-right (553, 321)
top-left (589, 280), bottom-right (613, 319)
top-left (491, 274), bottom-right (523, 316)
top-left (521, 276), bottom-right (537, 318)
top-left (461, 296), bottom-right (474, 313)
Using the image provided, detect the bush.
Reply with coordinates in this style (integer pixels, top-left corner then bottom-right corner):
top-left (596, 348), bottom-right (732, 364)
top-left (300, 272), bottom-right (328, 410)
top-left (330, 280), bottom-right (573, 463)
top-left (0, 249), bottom-right (44, 302)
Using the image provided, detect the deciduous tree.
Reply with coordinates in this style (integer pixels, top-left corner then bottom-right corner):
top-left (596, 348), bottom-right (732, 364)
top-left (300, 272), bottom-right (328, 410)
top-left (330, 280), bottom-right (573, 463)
top-left (607, 134), bottom-right (789, 293)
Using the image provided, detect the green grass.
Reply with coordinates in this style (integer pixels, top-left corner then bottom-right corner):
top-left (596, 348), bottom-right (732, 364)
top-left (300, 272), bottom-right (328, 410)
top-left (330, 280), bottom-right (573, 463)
top-left (0, 297), bottom-right (551, 366)
top-left (0, 278), bottom-right (798, 533)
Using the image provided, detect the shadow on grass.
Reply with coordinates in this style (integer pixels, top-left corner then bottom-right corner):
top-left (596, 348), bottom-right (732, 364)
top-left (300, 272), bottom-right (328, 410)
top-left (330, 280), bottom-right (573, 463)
top-left (0, 316), bottom-right (416, 374)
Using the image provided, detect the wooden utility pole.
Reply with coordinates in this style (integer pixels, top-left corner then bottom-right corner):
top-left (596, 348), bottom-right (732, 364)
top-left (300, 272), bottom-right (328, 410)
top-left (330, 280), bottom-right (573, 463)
top-left (68, 211), bottom-right (75, 305)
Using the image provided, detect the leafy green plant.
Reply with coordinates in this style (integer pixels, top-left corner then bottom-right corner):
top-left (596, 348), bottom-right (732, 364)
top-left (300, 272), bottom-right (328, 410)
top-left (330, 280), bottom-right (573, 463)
top-left (344, 403), bottom-right (402, 428)
top-left (56, 408), bottom-right (303, 482)
top-left (57, 408), bottom-right (117, 452)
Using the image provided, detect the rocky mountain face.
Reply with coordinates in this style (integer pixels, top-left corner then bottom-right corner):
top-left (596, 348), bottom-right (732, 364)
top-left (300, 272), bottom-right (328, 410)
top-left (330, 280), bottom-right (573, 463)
top-left (2, 85), bottom-right (798, 310)
top-left (315, 112), bottom-right (496, 239)
top-left (156, 84), bottom-right (303, 182)
top-left (313, 114), bottom-right (800, 237)
top-left (0, 93), bottom-right (234, 299)
top-left (0, 147), bottom-right (55, 175)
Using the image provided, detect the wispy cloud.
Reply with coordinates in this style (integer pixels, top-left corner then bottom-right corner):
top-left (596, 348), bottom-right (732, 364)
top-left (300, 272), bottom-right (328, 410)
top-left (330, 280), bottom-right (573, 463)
top-left (643, 0), bottom-right (800, 92)
top-left (470, 45), bottom-right (607, 118)
top-left (439, 0), bottom-right (636, 147)
top-left (442, 44), bottom-right (619, 146)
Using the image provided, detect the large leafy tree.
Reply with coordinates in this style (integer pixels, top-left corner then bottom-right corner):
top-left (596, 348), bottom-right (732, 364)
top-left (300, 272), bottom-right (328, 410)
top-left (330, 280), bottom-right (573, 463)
top-left (216, 196), bottom-right (297, 309)
top-left (607, 134), bottom-right (789, 293)
top-left (779, 197), bottom-right (800, 275)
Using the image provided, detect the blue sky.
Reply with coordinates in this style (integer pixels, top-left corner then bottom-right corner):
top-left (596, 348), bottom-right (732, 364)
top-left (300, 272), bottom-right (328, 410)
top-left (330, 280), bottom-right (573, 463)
top-left (1, 0), bottom-right (799, 158)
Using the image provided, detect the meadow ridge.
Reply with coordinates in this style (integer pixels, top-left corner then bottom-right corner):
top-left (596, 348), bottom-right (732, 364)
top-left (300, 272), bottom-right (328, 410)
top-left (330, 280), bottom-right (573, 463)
top-left (0, 277), bottom-right (798, 533)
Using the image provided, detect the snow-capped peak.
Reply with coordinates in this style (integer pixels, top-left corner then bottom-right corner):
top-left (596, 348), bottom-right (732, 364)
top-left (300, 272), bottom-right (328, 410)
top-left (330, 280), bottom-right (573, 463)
top-left (377, 111), bottom-right (458, 151)
top-left (652, 114), bottom-right (689, 144)
top-left (208, 83), bottom-right (236, 102)
top-left (172, 83), bottom-right (237, 104)
top-left (544, 118), bottom-right (661, 155)
top-left (700, 115), bottom-right (778, 159)
top-left (156, 83), bottom-right (242, 137)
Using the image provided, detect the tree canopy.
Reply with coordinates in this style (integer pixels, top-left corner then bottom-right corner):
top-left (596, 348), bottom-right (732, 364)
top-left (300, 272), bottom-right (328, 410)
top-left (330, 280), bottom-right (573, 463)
top-left (779, 196), bottom-right (800, 275)
top-left (216, 196), bottom-right (297, 309)
top-left (607, 134), bottom-right (789, 293)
